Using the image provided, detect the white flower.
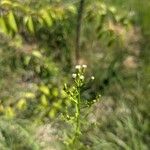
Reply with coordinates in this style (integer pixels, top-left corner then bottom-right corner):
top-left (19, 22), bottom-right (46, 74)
top-left (82, 64), bottom-right (87, 68)
top-left (91, 76), bottom-right (95, 80)
top-left (75, 65), bottom-right (81, 69)
top-left (80, 75), bottom-right (84, 80)
top-left (72, 73), bottom-right (77, 78)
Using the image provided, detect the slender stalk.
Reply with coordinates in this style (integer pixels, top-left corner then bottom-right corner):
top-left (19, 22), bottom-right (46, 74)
top-left (73, 87), bottom-right (81, 144)
top-left (76, 87), bottom-right (81, 135)
top-left (75, 0), bottom-right (85, 64)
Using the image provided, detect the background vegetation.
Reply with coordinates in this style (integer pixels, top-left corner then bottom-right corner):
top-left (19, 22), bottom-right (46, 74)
top-left (0, 0), bottom-right (149, 149)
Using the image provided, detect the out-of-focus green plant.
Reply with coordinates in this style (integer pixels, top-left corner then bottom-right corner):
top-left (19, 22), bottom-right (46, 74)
top-left (84, 0), bottom-right (132, 47)
top-left (0, 117), bottom-right (40, 150)
top-left (0, 0), bottom-right (76, 66)
top-left (0, 0), bottom-right (75, 36)
top-left (0, 45), bottom-right (66, 122)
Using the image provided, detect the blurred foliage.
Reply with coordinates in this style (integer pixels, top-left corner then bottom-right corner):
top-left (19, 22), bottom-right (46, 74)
top-left (0, 117), bottom-right (40, 149)
top-left (0, 0), bottom-right (149, 149)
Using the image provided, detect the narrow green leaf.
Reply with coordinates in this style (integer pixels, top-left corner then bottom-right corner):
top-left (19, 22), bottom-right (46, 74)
top-left (39, 85), bottom-right (50, 96)
top-left (41, 10), bottom-right (53, 27)
top-left (0, 16), bottom-right (8, 34)
top-left (27, 16), bottom-right (34, 33)
top-left (7, 11), bottom-right (18, 32)
top-left (32, 50), bottom-right (42, 58)
top-left (0, 0), bottom-right (12, 6)
top-left (24, 16), bottom-right (34, 33)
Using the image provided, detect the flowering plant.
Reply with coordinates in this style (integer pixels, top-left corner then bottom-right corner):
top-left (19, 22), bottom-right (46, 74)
top-left (63, 65), bottom-right (98, 148)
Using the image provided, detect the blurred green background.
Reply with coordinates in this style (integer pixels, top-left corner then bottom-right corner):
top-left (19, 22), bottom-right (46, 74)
top-left (0, 0), bottom-right (149, 149)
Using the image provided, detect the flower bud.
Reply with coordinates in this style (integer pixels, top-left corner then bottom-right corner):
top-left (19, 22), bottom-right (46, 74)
top-left (91, 76), bottom-right (95, 80)
top-left (75, 65), bottom-right (81, 69)
top-left (72, 73), bottom-right (77, 78)
top-left (82, 65), bottom-right (87, 68)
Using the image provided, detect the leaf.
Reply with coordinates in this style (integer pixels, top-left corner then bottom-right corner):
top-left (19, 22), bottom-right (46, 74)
top-left (0, 0), bottom-right (12, 6)
top-left (24, 92), bottom-right (35, 99)
top-left (17, 98), bottom-right (27, 110)
top-left (0, 16), bottom-right (8, 34)
top-left (24, 56), bottom-right (31, 66)
top-left (0, 105), bottom-right (4, 112)
top-left (108, 6), bottom-right (117, 14)
top-left (27, 16), bottom-right (34, 33)
top-left (67, 5), bottom-right (76, 13)
top-left (7, 11), bottom-right (18, 32)
top-left (41, 95), bottom-right (48, 106)
top-left (41, 10), bottom-right (53, 27)
top-left (53, 101), bottom-right (61, 109)
top-left (5, 107), bottom-right (15, 118)
top-left (39, 85), bottom-right (50, 96)
top-left (24, 16), bottom-right (34, 33)
top-left (49, 109), bottom-right (56, 118)
top-left (32, 50), bottom-right (42, 58)
top-left (52, 88), bottom-right (58, 97)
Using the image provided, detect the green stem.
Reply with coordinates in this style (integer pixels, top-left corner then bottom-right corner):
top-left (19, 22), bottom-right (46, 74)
top-left (77, 87), bottom-right (81, 134)
top-left (73, 87), bottom-right (81, 144)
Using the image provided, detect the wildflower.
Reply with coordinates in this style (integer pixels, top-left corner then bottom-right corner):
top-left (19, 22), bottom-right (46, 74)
top-left (82, 64), bottom-right (87, 68)
top-left (72, 73), bottom-right (77, 78)
top-left (91, 76), bottom-right (95, 80)
top-left (75, 65), bottom-right (81, 69)
top-left (80, 75), bottom-right (84, 80)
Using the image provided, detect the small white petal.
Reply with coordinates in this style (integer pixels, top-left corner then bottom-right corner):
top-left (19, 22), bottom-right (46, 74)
top-left (75, 65), bottom-right (81, 69)
top-left (82, 65), bottom-right (87, 68)
top-left (72, 74), bottom-right (77, 78)
top-left (91, 76), bottom-right (95, 80)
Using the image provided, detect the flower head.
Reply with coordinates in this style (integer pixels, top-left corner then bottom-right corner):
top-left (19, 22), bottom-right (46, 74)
top-left (75, 65), bottom-right (81, 70)
top-left (72, 73), bottom-right (77, 78)
top-left (91, 76), bottom-right (95, 80)
top-left (82, 65), bottom-right (87, 68)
